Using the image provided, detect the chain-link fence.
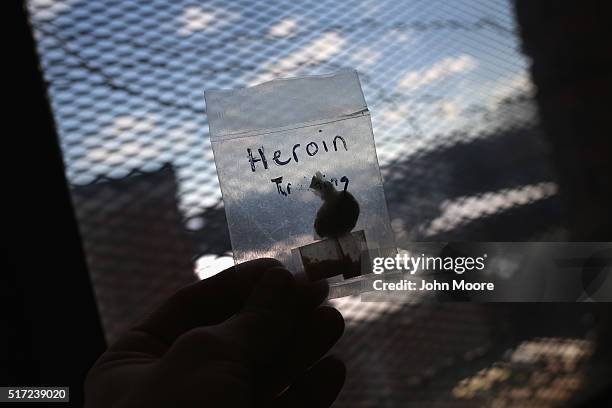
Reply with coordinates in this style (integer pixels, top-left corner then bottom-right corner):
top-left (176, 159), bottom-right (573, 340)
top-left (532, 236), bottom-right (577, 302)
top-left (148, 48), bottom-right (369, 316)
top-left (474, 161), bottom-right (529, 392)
top-left (26, 1), bottom-right (598, 406)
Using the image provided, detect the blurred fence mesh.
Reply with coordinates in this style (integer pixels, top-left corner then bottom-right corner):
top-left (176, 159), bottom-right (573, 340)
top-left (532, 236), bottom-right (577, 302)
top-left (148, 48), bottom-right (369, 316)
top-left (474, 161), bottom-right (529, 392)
top-left (27, 0), bottom-right (600, 406)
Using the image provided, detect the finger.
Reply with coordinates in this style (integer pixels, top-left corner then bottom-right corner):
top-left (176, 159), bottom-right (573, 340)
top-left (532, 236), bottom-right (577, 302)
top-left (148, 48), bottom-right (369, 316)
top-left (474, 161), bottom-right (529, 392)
top-left (295, 279), bottom-right (329, 311)
top-left (164, 267), bottom-right (299, 369)
top-left (272, 356), bottom-right (346, 408)
top-left (132, 258), bottom-right (282, 346)
top-left (296, 307), bottom-right (344, 363)
top-left (116, 259), bottom-right (329, 356)
top-left (261, 306), bottom-right (344, 395)
top-left (291, 307), bottom-right (344, 371)
top-left (213, 267), bottom-right (299, 364)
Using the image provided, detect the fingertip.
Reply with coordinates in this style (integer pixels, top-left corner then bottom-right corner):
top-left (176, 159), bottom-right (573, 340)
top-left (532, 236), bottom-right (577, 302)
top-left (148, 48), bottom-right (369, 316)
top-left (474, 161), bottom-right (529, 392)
top-left (297, 280), bottom-right (329, 309)
top-left (262, 266), bottom-right (296, 288)
top-left (312, 306), bottom-right (345, 337)
top-left (293, 306), bottom-right (344, 368)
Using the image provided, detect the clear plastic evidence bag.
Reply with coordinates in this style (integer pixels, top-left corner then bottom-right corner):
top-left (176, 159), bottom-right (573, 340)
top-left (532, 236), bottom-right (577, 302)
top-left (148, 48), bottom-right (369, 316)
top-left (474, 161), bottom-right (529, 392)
top-left (205, 70), bottom-right (395, 292)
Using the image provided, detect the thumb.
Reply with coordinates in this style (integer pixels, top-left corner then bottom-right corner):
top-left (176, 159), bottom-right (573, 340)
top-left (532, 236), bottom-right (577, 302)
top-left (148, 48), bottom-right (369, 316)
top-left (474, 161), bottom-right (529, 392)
top-left (216, 266), bottom-right (299, 365)
top-left (162, 267), bottom-right (298, 369)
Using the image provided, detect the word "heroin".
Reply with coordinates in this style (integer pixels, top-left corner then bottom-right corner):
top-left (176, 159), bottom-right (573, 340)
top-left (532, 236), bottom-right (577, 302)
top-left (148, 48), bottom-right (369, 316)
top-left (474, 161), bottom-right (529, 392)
top-left (247, 135), bottom-right (348, 172)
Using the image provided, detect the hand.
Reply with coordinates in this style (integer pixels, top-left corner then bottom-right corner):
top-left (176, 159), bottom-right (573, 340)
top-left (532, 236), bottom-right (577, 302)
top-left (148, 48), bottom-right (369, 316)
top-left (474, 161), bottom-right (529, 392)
top-left (85, 258), bottom-right (346, 407)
